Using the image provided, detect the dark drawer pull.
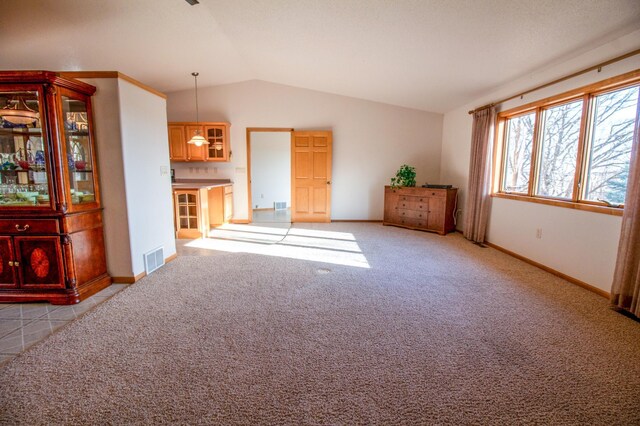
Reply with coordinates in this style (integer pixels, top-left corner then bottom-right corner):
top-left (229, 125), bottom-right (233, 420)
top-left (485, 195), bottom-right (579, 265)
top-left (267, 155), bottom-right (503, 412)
top-left (15, 224), bottom-right (30, 232)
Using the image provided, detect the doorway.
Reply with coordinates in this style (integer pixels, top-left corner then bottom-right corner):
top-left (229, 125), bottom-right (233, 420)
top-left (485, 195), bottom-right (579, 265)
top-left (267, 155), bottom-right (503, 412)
top-left (246, 128), bottom-right (333, 224)
top-left (247, 128), bottom-right (293, 224)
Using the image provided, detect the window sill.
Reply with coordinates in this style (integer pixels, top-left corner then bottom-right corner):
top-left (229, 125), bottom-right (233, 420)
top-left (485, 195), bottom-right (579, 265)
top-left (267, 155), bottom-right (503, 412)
top-left (491, 192), bottom-right (623, 216)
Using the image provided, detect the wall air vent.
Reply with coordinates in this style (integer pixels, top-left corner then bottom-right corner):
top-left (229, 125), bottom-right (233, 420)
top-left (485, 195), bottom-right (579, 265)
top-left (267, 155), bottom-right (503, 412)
top-left (144, 247), bottom-right (165, 275)
top-left (274, 201), bottom-right (287, 210)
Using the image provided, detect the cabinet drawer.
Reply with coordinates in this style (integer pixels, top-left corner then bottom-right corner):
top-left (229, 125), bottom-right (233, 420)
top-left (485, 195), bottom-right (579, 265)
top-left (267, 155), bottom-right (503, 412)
top-left (425, 190), bottom-right (446, 198)
top-left (396, 208), bottom-right (427, 220)
top-left (399, 195), bottom-right (428, 203)
top-left (396, 200), bottom-right (427, 211)
top-left (0, 219), bottom-right (59, 234)
top-left (397, 217), bottom-right (426, 228)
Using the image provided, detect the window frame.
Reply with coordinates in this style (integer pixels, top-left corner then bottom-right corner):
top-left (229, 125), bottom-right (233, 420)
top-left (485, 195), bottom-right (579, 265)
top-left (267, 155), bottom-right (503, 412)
top-left (493, 69), bottom-right (640, 216)
top-left (499, 109), bottom-right (537, 195)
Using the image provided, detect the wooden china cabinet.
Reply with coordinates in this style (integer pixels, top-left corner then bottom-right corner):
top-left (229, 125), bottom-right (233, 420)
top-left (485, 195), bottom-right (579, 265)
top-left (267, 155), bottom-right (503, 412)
top-left (0, 71), bottom-right (111, 305)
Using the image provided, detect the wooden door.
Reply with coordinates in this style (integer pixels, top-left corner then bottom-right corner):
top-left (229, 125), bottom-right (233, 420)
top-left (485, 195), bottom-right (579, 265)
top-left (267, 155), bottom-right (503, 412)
top-left (427, 197), bottom-right (445, 231)
top-left (14, 236), bottom-right (64, 289)
top-left (185, 125), bottom-right (206, 161)
top-left (0, 237), bottom-right (18, 289)
top-left (383, 187), bottom-right (399, 223)
top-left (207, 187), bottom-right (224, 226)
top-left (291, 131), bottom-right (332, 222)
top-left (223, 186), bottom-right (233, 223)
top-left (168, 125), bottom-right (187, 161)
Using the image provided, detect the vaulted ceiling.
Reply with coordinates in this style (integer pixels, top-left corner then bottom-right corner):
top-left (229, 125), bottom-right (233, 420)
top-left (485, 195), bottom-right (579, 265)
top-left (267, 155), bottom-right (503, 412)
top-left (1, 0), bottom-right (639, 112)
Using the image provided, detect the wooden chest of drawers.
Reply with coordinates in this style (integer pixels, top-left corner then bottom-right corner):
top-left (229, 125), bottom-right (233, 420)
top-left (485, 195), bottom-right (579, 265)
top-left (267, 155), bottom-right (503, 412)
top-left (383, 186), bottom-right (457, 235)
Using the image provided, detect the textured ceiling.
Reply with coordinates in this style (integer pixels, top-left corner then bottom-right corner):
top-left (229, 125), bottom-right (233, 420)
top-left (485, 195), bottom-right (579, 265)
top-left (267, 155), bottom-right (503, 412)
top-left (1, 0), bottom-right (639, 112)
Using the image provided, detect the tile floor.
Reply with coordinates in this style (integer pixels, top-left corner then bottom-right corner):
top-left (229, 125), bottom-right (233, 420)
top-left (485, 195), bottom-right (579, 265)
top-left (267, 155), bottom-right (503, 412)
top-left (252, 208), bottom-right (291, 223)
top-left (0, 284), bottom-right (128, 366)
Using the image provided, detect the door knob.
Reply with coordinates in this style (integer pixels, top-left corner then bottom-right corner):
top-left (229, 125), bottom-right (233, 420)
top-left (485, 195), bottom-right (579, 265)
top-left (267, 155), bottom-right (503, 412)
top-left (327, 181), bottom-right (331, 185)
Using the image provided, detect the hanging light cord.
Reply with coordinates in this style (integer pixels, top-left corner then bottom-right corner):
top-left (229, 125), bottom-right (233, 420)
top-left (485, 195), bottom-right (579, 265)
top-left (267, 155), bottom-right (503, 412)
top-left (192, 72), bottom-right (200, 125)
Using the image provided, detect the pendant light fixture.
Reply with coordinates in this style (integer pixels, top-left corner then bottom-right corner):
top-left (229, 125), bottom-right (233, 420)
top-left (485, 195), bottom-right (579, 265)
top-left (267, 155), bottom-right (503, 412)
top-left (1, 97), bottom-right (39, 125)
top-left (187, 72), bottom-right (208, 146)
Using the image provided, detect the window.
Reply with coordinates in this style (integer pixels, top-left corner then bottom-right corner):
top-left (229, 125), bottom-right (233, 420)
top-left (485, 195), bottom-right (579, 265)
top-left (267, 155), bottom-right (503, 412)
top-left (583, 85), bottom-right (639, 205)
top-left (501, 112), bottom-right (535, 193)
top-left (495, 71), bottom-right (640, 213)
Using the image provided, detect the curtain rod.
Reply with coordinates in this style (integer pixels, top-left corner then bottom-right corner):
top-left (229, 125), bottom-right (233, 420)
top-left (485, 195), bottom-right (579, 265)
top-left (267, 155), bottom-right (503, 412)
top-left (468, 48), bottom-right (640, 115)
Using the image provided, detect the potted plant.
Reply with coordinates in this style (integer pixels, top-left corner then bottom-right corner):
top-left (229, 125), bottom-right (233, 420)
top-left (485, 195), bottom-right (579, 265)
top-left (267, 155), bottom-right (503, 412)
top-left (390, 164), bottom-right (416, 188)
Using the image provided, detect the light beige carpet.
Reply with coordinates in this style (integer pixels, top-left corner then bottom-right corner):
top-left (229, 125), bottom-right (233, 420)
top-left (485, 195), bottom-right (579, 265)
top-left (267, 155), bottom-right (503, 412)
top-left (1, 223), bottom-right (639, 425)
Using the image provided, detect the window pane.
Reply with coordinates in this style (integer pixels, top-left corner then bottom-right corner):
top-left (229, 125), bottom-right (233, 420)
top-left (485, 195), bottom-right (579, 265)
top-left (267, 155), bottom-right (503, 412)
top-left (583, 85), bottom-right (639, 205)
top-left (502, 112), bottom-right (535, 193)
top-left (536, 100), bottom-right (583, 199)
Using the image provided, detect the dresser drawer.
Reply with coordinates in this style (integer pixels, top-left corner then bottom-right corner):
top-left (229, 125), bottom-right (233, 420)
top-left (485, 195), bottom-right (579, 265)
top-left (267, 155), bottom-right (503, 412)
top-left (399, 195), bottom-right (428, 203)
top-left (397, 217), bottom-right (426, 228)
top-left (0, 219), bottom-right (60, 235)
top-left (396, 208), bottom-right (427, 220)
top-left (397, 200), bottom-right (427, 211)
top-left (425, 190), bottom-right (446, 198)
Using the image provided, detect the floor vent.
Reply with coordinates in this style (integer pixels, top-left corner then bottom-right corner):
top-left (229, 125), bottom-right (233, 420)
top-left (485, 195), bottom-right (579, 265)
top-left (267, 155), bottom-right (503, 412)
top-left (144, 247), bottom-right (165, 275)
top-left (274, 201), bottom-right (287, 210)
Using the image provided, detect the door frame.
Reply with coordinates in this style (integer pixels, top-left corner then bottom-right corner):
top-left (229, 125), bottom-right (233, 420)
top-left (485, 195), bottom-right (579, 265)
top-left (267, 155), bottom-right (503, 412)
top-left (246, 127), bottom-right (294, 224)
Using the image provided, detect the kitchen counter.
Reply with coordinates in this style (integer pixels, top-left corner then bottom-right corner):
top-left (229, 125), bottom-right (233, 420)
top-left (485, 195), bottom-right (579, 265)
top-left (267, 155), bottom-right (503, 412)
top-left (171, 179), bottom-right (232, 189)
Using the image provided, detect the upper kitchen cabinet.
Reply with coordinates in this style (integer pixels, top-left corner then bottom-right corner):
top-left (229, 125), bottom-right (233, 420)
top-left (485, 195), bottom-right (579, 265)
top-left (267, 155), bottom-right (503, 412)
top-left (168, 122), bottom-right (230, 162)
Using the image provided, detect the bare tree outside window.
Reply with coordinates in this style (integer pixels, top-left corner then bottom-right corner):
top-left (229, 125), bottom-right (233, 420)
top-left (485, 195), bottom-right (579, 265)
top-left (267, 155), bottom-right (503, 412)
top-left (502, 112), bottom-right (534, 193)
top-left (583, 86), bottom-right (639, 205)
top-left (536, 100), bottom-right (583, 199)
top-left (497, 76), bottom-right (639, 211)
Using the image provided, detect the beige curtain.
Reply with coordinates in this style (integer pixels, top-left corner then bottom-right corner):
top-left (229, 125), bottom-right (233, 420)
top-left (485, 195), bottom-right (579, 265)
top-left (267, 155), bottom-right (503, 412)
top-left (610, 99), bottom-right (640, 317)
top-left (463, 107), bottom-right (496, 243)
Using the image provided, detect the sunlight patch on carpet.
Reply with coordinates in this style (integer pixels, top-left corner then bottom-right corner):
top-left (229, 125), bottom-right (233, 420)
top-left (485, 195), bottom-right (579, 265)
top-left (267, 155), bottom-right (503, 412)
top-left (188, 226), bottom-right (370, 268)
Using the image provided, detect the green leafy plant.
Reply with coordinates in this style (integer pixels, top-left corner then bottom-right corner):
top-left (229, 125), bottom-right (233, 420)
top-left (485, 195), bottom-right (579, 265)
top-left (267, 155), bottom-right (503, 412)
top-left (390, 164), bottom-right (416, 188)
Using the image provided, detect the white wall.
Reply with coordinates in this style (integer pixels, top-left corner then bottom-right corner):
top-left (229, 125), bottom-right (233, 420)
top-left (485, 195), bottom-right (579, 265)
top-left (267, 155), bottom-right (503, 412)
top-left (440, 30), bottom-right (640, 292)
top-left (117, 80), bottom-right (176, 276)
top-left (83, 78), bottom-right (133, 278)
top-left (85, 77), bottom-right (176, 278)
top-left (250, 132), bottom-right (290, 209)
top-left (167, 80), bottom-right (443, 220)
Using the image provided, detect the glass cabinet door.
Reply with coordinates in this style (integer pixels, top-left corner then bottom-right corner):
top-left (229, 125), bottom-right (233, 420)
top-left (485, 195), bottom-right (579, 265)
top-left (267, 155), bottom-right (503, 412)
top-left (205, 126), bottom-right (226, 160)
top-left (177, 192), bottom-right (199, 230)
top-left (0, 89), bottom-right (51, 207)
top-left (60, 93), bottom-right (96, 206)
